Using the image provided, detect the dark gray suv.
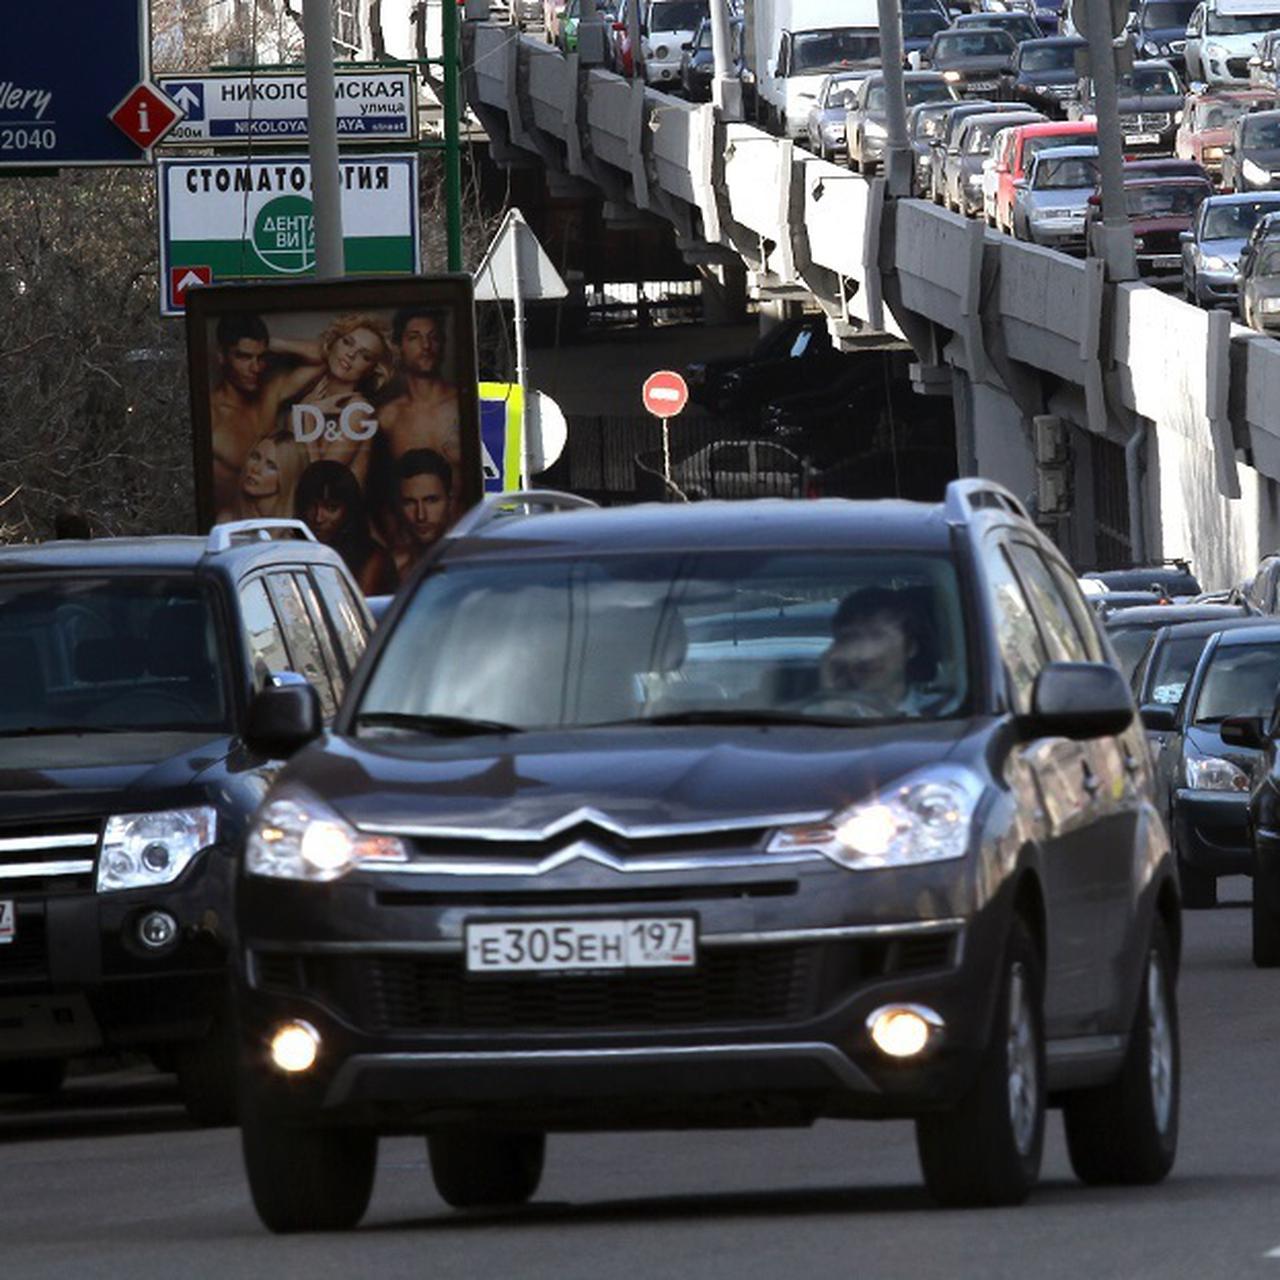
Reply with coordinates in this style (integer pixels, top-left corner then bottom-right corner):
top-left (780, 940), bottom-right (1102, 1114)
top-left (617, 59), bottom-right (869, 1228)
top-left (231, 483), bottom-right (1181, 1231)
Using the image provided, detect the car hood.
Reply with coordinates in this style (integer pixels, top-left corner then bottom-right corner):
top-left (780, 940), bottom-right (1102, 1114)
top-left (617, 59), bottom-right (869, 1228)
top-left (0, 731), bottom-right (234, 823)
top-left (1142, 25), bottom-right (1188, 42)
top-left (1020, 69), bottom-right (1077, 86)
top-left (1026, 186), bottom-right (1092, 208)
top-left (1244, 147), bottom-right (1280, 168)
top-left (1117, 93), bottom-right (1182, 112)
top-left (296, 721), bottom-right (978, 835)
top-left (1200, 31), bottom-right (1262, 54)
top-left (1198, 235), bottom-right (1248, 262)
top-left (934, 54), bottom-right (1012, 72)
top-left (1131, 212), bottom-right (1195, 233)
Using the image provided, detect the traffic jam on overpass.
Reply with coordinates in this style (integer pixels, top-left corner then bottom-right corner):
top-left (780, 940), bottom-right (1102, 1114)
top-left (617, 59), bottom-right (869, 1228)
top-left (13, 0), bottom-right (1280, 1270)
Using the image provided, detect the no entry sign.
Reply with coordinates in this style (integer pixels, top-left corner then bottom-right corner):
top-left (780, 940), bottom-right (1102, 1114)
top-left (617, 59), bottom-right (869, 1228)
top-left (642, 370), bottom-right (689, 419)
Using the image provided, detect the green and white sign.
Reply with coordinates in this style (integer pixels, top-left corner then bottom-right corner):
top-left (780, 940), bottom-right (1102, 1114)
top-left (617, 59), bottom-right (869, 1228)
top-left (157, 153), bottom-right (420, 316)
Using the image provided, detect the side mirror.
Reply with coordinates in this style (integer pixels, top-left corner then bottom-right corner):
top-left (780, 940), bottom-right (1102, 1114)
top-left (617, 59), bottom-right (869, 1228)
top-left (1140, 703), bottom-right (1179, 733)
top-left (1179, 229), bottom-right (1194, 242)
top-left (244, 679), bottom-right (322, 758)
top-left (1221, 715), bottom-right (1266, 749)
top-left (1223, 143), bottom-right (1235, 154)
top-left (1022, 662), bottom-right (1135, 740)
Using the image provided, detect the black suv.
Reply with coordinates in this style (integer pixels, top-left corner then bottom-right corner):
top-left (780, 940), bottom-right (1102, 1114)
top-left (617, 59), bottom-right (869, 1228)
top-left (233, 484), bottom-right (1181, 1232)
top-left (0, 520), bottom-right (371, 1121)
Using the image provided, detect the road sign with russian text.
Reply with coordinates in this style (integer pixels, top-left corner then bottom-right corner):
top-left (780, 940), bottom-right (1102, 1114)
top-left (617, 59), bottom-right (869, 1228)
top-left (157, 69), bottom-right (417, 147)
top-left (156, 153), bottom-right (421, 316)
top-left (0, 0), bottom-right (152, 168)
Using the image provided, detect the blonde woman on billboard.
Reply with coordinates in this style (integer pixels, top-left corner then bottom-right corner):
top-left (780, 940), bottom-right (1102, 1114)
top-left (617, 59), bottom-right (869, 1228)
top-left (216, 430), bottom-right (309, 524)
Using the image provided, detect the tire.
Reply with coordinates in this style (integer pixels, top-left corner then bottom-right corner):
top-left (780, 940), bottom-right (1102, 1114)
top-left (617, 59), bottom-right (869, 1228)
top-left (240, 1081), bottom-right (377, 1233)
top-left (1062, 918), bottom-right (1179, 1186)
top-left (0, 1058), bottom-right (67, 1097)
top-left (1252, 862), bottom-right (1280, 966)
top-left (915, 919), bottom-right (1045, 1208)
top-left (1178, 859), bottom-right (1217, 909)
top-left (175, 1010), bottom-right (239, 1127)
top-left (428, 1131), bottom-right (545, 1209)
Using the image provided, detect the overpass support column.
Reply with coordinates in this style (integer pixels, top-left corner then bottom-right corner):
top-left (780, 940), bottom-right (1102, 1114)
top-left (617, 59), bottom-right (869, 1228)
top-left (699, 261), bottom-right (748, 325)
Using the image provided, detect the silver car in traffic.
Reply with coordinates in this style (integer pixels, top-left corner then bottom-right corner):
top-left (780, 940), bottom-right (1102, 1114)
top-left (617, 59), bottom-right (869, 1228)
top-left (1011, 144), bottom-right (1100, 252)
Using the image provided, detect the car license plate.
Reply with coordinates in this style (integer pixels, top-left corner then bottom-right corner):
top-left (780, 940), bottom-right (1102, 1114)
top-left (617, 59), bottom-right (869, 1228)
top-left (0, 901), bottom-right (13, 945)
top-left (1124, 132), bottom-right (1160, 145)
top-left (466, 917), bottom-right (697, 973)
top-left (1153, 254), bottom-right (1181, 269)
top-left (967, 79), bottom-right (997, 90)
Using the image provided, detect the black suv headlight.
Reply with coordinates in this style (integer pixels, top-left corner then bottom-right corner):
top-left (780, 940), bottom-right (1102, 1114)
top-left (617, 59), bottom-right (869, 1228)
top-left (246, 788), bottom-right (409, 883)
top-left (767, 767), bottom-right (982, 869)
top-left (97, 806), bottom-right (218, 892)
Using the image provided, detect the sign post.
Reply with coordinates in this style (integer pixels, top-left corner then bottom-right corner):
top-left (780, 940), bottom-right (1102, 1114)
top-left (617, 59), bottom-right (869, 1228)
top-left (642, 370), bottom-right (689, 497)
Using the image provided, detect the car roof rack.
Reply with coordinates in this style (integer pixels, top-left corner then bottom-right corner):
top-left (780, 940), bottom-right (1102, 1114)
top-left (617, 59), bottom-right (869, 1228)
top-left (205, 519), bottom-right (317, 554)
top-left (943, 478), bottom-right (1031, 524)
top-left (446, 490), bottom-right (598, 540)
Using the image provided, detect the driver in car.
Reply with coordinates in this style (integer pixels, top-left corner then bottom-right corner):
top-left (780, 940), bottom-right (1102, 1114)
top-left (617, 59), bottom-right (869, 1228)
top-left (817, 587), bottom-right (938, 716)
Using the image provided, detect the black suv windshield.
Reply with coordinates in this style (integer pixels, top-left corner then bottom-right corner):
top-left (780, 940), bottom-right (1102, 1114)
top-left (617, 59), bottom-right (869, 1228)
top-left (1194, 641), bottom-right (1280, 722)
top-left (1020, 43), bottom-right (1077, 71)
top-left (1141, 0), bottom-right (1194, 27)
top-left (357, 552), bottom-right (971, 732)
top-left (0, 578), bottom-right (228, 734)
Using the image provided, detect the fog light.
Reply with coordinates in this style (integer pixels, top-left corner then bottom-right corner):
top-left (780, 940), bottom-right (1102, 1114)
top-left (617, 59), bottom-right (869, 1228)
top-left (270, 1020), bottom-right (320, 1073)
top-left (137, 910), bottom-right (178, 951)
top-left (867, 1004), bottom-right (943, 1058)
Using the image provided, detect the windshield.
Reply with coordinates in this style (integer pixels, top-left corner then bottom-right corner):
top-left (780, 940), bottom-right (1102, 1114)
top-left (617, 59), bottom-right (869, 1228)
top-left (1196, 99), bottom-right (1249, 130)
top-left (933, 30), bottom-right (1017, 56)
top-left (906, 78), bottom-right (955, 105)
top-left (1124, 182), bottom-right (1207, 215)
top-left (1145, 635), bottom-right (1212, 704)
top-left (1142, 0), bottom-right (1195, 26)
top-left (793, 29), bottom-right (882, 71)
top-left (1110, 624), bottom-right (1162, 680)
top-left (1020, 43), bottom-right (1079, 71)
top-left (1243, 115), bottom-right (1280, 148)
top-left (0, 578), bottom-right (228, 735)
top-left (356, 553), bottom-right (972, 732)
top-left (1202, 197), bottom-right (1280, 238)
top-left (1193, 641), bottom-right (1280, 722)
top-left (1116, 66), bottom-right (1182, 95)
top-left (903, 10), bottom-right (948, 37)
top-left (866, 84), bottom-right (887, 111)
top-left (1206, 8), bottom-right (1279, 33)
top-left (647, 0), bottom-right (706, 31)
top-left (966, 119), bottom-right (1010, 151)
top-left (1035, 154), bottom-right (1100, 187)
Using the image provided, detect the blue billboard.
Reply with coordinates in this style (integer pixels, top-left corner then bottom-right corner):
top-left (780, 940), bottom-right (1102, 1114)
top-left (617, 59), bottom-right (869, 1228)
top-left (0, 0), bottom-right (149, 168)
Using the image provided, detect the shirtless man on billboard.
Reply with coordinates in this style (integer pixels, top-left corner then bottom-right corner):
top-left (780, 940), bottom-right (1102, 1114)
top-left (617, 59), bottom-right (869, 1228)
top-left (378, 307), bottom-right (462, 483)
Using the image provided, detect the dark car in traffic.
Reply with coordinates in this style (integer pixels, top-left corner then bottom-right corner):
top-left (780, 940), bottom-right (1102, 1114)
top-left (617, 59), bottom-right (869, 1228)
top-left (232, 482), bottom-right (1180, 1232)
top-left (919, 28), bottom-right (1019, 99)
top-left (1221, 108), bottom-right (1280, 192)
top-left (1072, 60), bottom-right (1186, 156)
top-left (1106, 600), bottom-right (1253, 681)
top-left (1121, 175), bottom-right (1214, 285)
top-left (943, 108), bottom-right (1046, 214)
top-left (952, 9), bottom-right (1046, 46)
top-left (996, 36), bottom-right (1086, 117)
top-left (846, 71), bottom-right (956, 174)
top-left (0, 522), bottom-right (371, 1118)
top-left (679, 14), bottom-right (744, 100)
top-left (1181, 192), bottom-right (1280, 307)
top-left (1237, 221), bottom-right (1280, 331)
top-left (1131, 0), bottom-right (1196, 72)
top-left (903, 6), bottom-right (950, 58)
top-left (1144, 623), bottom-right (1280, 906)
top-left (684, 314), bottom-right (831, 414)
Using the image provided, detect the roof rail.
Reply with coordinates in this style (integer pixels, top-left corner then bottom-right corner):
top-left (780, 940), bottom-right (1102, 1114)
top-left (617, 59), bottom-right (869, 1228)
top-left (446, 490), bottom-right (598, 540)
top-left (943, 478), bottom-right (1030, 524)
top-left (205, 519), bottom-right (317, 554)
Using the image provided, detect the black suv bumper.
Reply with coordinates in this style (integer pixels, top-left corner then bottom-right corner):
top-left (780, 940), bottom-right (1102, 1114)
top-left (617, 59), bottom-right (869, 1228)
top-left (235, 862), bottom-right (1011, 1131)
top-left (0, 847), bottom-right (234, 1061)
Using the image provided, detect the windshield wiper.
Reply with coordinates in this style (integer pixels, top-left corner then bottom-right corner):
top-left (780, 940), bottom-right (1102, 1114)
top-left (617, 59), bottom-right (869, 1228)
top-left (354, 711), bottom-right (523, 737)
top-left (627, 708), bottom-right (880, 728)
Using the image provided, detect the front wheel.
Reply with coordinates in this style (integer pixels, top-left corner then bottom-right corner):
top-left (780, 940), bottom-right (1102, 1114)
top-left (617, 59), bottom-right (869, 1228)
top-left (240, 1081), bottom-right (377, 1233)
top-left (915, 919), bottom-right (1045, 1208)
top-left (428, 1131), bottom-right (545, 1209)
top-left (1062, 918), bottom-right (1179, 1185)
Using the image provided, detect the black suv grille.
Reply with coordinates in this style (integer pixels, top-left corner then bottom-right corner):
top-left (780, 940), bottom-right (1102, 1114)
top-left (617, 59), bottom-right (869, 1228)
top-left (0, 823), bottom-right (99, 895)
top-left (0, 910), bottom-right (48, 983)
top-left (253, 930), bottom-right (959, 1034)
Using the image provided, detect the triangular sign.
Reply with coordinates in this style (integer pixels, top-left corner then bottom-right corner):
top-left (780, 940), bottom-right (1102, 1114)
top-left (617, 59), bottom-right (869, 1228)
top-left (473, 208), bottom-right (568, 302)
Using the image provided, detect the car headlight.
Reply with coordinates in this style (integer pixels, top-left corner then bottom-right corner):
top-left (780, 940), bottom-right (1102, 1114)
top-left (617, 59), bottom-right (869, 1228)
top-left (1143, 39), bottom-right (1161, 55)
top-left (943, 69), bottom-right (962, 82)
top-left (1205, 145), bottom-right (1224, 160)
top-left (1184, 754), bottom-right (1250, 792)
top-left (767, 768), bottom-right (982, 870)
top-left (1202, 253), bottom-right (1231, 270)
top-left (97, 806), bottom-right (218, 892)
top-left (1244, 157), bottom-right (1271, 187)
top-left (654, 43), bottom-right (669, 59)
top-left (1173, 107), bottom-right (1183, 124)
top-left (246, 789), bottom-right (409, 883)
top-left (1135, 236), bottom-right (1146, 250)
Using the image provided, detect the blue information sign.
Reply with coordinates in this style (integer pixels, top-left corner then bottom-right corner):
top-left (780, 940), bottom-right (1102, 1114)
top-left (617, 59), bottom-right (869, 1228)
top-left (0, 0), bottom-right (149, 168)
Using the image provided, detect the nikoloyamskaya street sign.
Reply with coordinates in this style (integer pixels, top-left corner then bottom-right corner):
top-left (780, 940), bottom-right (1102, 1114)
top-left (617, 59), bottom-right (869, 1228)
top-left (157, 153), bottom-right (421, 316)
top-left (156, 69), bottom-right (417, 147)
top-left (1, 0), bottom-right (153, 167)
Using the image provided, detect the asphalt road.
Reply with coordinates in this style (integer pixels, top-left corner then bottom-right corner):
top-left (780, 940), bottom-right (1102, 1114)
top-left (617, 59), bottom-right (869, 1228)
top-left (4, 878), bottom-right (1280, 1280)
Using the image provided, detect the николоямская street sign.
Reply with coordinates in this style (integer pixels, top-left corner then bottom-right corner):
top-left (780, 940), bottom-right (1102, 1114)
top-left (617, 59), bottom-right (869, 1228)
top-left (157, 153), bottom-right (421, 316)
top-left (156, 69), bottom-right (417, 146)
top-left (1, 0), bottom-right (153, 167)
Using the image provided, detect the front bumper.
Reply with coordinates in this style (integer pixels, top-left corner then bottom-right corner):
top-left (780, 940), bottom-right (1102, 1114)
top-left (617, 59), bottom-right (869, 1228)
top-left (1173, 789), bottom-right (1251, 876)
top-left (1194, 267), bottom-right (1238, 305)
top-left (0, 847), bottom-right (234, 1060)
top-left (235, 859), bottom-right (1009, 1131)
top-left (1027, 218), bottom-right (1088, 252)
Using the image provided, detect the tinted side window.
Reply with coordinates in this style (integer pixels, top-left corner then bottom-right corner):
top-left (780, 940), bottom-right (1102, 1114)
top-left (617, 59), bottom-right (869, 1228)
top-left (1043, 556), bottom-right (1107, 661)
top-left (239, 578), bottom-right (291, 690)
top-left (266, 573), bottom-right (338, 719)
top-left (312, 564), bottom-right (370, 671)
top-left (986, 546), bottom-right (1048, 714)
top-left (292, 572), bottom-right (345, 706)
top-left (1008, 543), bottom-right (1090, 663)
